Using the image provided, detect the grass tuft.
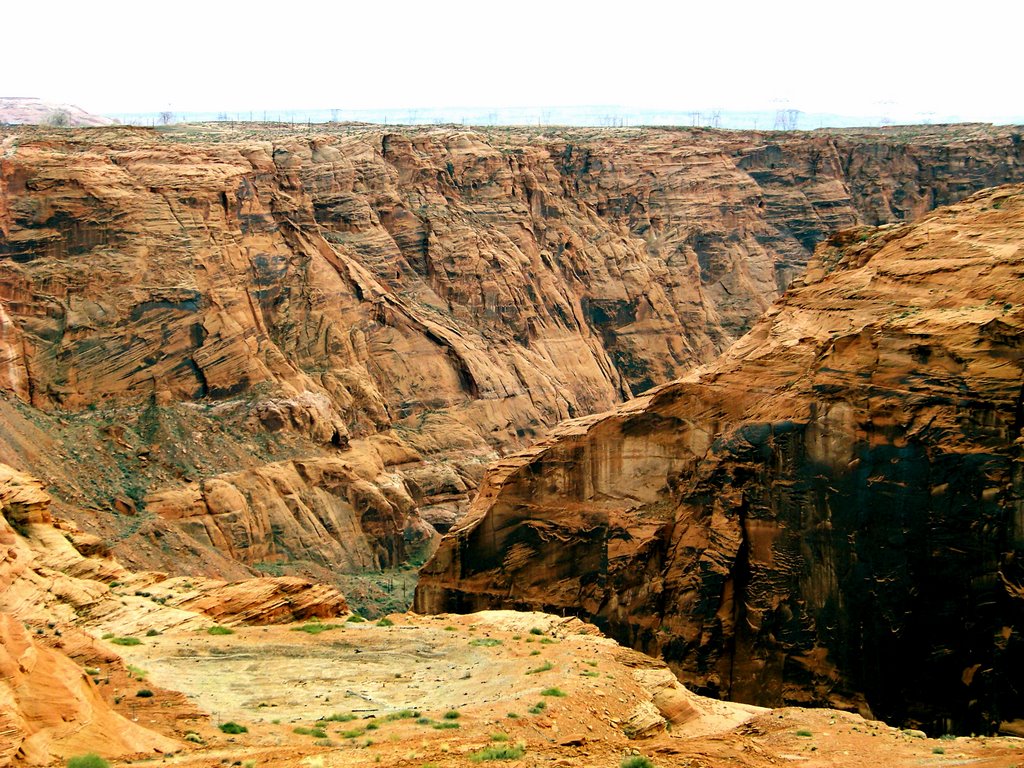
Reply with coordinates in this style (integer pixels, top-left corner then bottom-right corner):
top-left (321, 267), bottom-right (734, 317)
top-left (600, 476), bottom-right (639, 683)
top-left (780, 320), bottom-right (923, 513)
top-left (108, 636), bottom-right (141, 646)
top-left (218, 721), bottom-right (248, 734)
top-left (207, 625), bottom-right (234, 635)
top-left (620, 758), bottom-right (654, 768)
top-left (540, 687), bottom-right (566, 697)
top-left (67, 754), bottom-right (109, 768)
top-left (470, 743), bottom-right (526, 761)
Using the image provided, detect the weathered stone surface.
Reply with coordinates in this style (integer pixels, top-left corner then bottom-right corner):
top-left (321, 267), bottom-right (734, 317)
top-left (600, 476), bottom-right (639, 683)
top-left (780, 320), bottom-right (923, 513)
top-left (0, 122), bottom-right (1021, 578)
top-left (0, 97), bottom-right (114, 127)
top-left (416, 185), bottom-right (1024, 735)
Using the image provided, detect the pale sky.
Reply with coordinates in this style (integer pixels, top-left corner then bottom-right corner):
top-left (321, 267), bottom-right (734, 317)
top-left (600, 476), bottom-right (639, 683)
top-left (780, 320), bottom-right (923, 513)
top-left (6, 0), bottom-right (1022, 121)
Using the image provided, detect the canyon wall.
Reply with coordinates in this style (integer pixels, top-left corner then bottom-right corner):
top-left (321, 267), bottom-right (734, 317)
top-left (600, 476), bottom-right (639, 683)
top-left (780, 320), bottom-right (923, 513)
top-left (416, 185), bottom-right (1024, 734)
top-left (0, 122), bottom-right (1021, 578)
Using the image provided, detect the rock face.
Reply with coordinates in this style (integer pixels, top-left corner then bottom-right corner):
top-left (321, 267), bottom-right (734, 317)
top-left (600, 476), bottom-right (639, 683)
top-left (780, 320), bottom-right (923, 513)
top-left (0, 97), bottom-right (114, 127)
top-left (416, 185), bottom-right (1024, 735)
top-left (0, 122), bottom-right (1021, 578)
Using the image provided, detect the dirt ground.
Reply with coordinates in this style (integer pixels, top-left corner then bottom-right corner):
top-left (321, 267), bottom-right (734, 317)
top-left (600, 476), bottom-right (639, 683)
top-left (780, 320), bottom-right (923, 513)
top-left (90, 610), bottom-right (1024, 768)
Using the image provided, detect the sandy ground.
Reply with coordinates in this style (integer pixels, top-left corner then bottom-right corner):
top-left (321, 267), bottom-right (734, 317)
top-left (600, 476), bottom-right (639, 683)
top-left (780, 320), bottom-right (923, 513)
top-left (96, 611), bottom-right (1023, 768)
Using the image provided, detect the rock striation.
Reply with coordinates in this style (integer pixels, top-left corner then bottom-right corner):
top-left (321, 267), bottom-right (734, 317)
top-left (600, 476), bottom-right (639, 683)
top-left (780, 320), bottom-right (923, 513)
top-left (0, 122), bottom-right (1021, 578)
top-left (416, 185), bottom-right (1024, 735)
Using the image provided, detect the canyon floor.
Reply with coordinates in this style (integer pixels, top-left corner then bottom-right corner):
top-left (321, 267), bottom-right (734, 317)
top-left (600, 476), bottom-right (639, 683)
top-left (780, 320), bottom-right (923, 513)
top-left (86, 610), bottom-right (1024, 768)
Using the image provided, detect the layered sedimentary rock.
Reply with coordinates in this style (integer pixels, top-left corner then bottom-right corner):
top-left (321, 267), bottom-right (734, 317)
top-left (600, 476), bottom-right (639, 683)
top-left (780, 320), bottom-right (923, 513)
top-left (0, 122), bottom-right (1021, 576)
top-left (416, 185), bottom-right (1024, 735)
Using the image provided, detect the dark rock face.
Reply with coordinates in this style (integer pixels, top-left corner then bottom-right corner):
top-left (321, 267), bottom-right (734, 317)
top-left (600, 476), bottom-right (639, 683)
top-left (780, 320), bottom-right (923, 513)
top-left (416, 185), bottom-right (1024, 735)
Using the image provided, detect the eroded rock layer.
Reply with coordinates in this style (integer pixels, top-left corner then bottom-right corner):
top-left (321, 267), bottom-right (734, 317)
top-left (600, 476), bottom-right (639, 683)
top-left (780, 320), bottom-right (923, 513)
top-left (0, 122), bottom-right (1021, 578)
top-left (416, 185), bottom-right (1024, 734)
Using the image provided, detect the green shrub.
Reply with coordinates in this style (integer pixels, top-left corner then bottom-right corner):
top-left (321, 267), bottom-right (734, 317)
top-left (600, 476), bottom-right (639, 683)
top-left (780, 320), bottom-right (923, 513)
top-left (540, 687), bottom-right (566, 697)
top-left (67, 754), bottom-right (109, 768)
top-left (529, 627), bottom-right (544, 635)
top-left (293, 726), bottom-right (328, 738)
top-left (218, 721), bottom-right (248, 734)
top-left (207, 625), bottom-right (234, 635)
top-left (526, 661), bottom-right (553, 674)
top-left (581, 670), bottom-right (599, 677)
top-left (145, 628), bottom-right (161, 637)
top-left (796, 729), bottom-right (813, 737)
top-left (620, 758), bottom-right (654, 768)
top-left (376, 617), bottom-right (394, 627)
top-left (135, 689), bottom-right (153, 698)
top-left (108, 636), bottom-right (141, 646)
top-left (432, 721), bottom-right (460, 730)
top-left (321, 712), bottom-right (357, 722)
top-left (933, 747), bottom-right (945, 755)
top-left (85, 667), bottom-right (100, 676)
top-left (184, 732), bottom-right (203, 743)
top-left (341, 729), bottom-right (364, 738)
top-left (346, 615), bottom-right (366, 623)
top-left (490, 732), bottom-right (510, 741)
top-left (442, 710), bottom-right (461, 720)
top-left (384, 709), bottom-right (419, 720)
top-left (443, 625), bottom-right (457, 631)
top-left (469, 638), bottom-right (502, 647)
top-left (527, 701), bottom-right (546, 715)
top-left (506, 713), bottom-right (519, 719)
top-left (127, 664), bottom-right (147, 680)
top-left (365, 721), bottom-right (379, 731)
top-left (470, 743), bottom-right (526, 761)
top-left (292, 623), bottom-right (343, 634)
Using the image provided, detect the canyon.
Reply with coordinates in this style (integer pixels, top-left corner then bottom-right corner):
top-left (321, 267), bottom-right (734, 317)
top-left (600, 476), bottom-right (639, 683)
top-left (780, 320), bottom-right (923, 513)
top-left (2, 121), bottom-right (1024, 754)
top-left (416, 184), bottom-right (1024, 736)
top-left (2, 460), bottom-right (1023, 767)
top-left (0, 121), bottom-right (1021, 589)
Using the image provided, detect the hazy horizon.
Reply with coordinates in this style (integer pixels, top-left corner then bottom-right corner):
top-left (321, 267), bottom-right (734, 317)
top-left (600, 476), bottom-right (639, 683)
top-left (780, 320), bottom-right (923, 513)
top-left (8, 0), bottom-right (1022, 127)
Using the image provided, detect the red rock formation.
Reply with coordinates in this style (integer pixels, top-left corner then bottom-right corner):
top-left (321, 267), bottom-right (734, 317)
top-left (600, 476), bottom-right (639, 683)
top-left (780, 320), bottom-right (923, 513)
top-left (0, 122), bottom-right (1021, 578)
top-left (416, 185), bottom-right (1024, 735)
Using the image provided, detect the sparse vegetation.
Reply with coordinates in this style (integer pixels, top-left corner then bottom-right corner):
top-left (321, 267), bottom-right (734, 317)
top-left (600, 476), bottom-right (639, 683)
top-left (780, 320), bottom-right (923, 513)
top-left (108, 636), bottom-right (141, 646)
top-left (321, 712), bottom-right (357, 722)
top-left (933, 747), bottom-right (945, 754)
top-left (292, 622), bottom-right (343, 635)
top-left (293, 726), bottom-right (328, 738)
top-left (540, 687), bottom-right (566, 697)
top-left (581, 670), bottom-right (599, 677)
top-left (85, 667), bottom-right (100, 676)
top-left (442, 710), bottom-right (461, 720)
top-left (184, 732), bottom-right (203, 744)
top-left (346, 615), bottom-right (366, 623)
top-left (529, 627), bottom-right (545, 635)
top-left (527, 701), bottom-right (546, 714)
top-left (432, 721), bottom-right (460, 730)
top-left (469, 638), bottom-right (502, 647)
top-left (796, 729), bottom-right (813, 737)
top-left (341, 729), bottom-right (364, 739)
top-left (145, 628), bottom-right (161, 636)
top-left (135, 689), bottom-right (153, 698)
top-left (66, 755), bottom-right (109, 768)
top-left (620, 757), bottom-right (654, 768)
top-left (384, 709), bottom-right (419, 721)
top-left (127, 664), bottom-right (147, 680)
top-left (207, 625), bottom-right (234, 635)
top-left (470, 743), bottom-right (526, 761)
top-left (490, 732), bottom-right (510, 741)
top-left (218, 721), bottom-right (248, 734)
top-left (376, 617), bottom-right (394, 627)
top-left (526, 661), bottom-right (553, 674)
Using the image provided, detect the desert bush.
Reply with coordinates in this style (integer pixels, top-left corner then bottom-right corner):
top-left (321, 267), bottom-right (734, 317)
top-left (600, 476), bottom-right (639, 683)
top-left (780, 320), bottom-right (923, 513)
top-left (470, 743), bottom-right (526, 761)
top-left (207, 625), bottom-right (234, 635)
top-left (108, 637), bottom-right (141, 646)
top-left (135, 689), bottom-right (153, 698)
top-left (540, 687), bottom-right (566, 697)
top-left (66, 755), bottom-right (108, 768)
top-left (620, 758), bottom-right (654, 768)
top-left (218, 721), bottom-right (247, 734)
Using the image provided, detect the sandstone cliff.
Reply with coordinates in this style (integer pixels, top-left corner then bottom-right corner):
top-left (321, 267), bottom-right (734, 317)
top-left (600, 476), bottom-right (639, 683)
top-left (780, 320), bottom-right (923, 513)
top-left (0, 122), bottom-right (1021, 581)
top-left (416, 185), bottom-right (1024, 735)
